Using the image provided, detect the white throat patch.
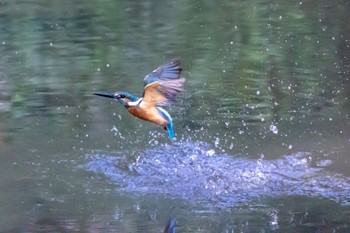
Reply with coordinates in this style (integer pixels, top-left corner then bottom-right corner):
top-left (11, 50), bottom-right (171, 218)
top-left (128, 98), bottom-right (143, 107)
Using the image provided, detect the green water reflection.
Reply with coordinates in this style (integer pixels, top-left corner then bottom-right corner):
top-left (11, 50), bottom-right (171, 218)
top-left (0, 0), bottom-right (350, 232)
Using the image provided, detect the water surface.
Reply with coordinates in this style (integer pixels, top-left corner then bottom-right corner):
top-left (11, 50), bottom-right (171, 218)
top-left (1, 0), bottom-right (350, 232)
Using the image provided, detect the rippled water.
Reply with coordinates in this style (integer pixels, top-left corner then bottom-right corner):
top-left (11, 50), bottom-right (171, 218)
top-left (1, 0), bottom-right (350, 232)
top-left (82, 141), bottom-right (350, 232)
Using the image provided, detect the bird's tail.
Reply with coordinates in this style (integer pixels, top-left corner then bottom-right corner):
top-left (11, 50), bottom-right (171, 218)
top-left (166, 121), bottom-right (174, 140)
top-left (157, 107), bottom-right (175, 140)
top-left (163, 218), bottom-right (176, 233)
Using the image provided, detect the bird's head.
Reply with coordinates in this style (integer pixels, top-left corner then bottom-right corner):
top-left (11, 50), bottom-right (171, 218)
top-left (93, 91), bottom-right (123, 99)
top-left (93, 91), bottom-right (139, 107)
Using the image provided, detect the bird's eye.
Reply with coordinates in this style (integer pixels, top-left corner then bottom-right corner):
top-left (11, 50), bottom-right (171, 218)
top-left (115, 94), bottom-right (125, 98)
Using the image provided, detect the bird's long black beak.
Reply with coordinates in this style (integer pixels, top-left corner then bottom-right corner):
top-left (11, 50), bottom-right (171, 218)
top-left (93, 91), bottom-right (115, 99)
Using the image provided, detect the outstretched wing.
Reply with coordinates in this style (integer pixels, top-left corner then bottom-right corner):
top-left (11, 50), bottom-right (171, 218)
top-left (142, 58), bottom-right (185, 106)
top-left (144, 58), bottom-right (183, 86)
top-left (142, 78), bottom-right (185, 106)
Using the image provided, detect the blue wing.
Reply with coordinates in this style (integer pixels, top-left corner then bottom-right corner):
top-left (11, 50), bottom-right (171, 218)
top-left (142, 58), bottom-right (185, 106)
top-left (144, 58), bottom-right (183, 86)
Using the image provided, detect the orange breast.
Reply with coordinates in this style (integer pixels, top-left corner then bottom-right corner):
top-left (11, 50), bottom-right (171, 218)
top-left (128, 106), bottom-right (168, 126)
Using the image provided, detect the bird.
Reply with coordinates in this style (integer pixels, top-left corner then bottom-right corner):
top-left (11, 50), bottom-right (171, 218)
top-left (93, 58), bottom-right (185, 140)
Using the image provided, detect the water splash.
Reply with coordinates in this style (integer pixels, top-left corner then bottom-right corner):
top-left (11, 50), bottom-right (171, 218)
top-left (269, 125), bottom-right (278, 134)
top-left (85, 142), bottom-right (350, 207)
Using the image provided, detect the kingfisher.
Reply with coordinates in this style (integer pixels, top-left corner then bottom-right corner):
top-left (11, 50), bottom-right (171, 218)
top-left (93, 58), bottom-right (185, 140)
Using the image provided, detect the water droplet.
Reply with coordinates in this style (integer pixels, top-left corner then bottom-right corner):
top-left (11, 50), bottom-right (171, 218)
top-left (189, 154), bottom-right (198, 162)
top-left (214, 137), bottom-right (220, 147)
top-left (228, 143), bottom-right (233, 150)
top-left (206, 149), bottom-right (215, 156)
top-left (270, 125), bottom-right (278, 134)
